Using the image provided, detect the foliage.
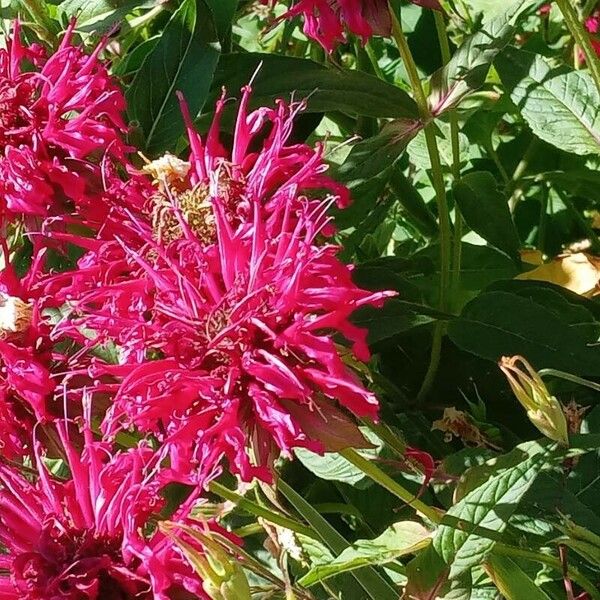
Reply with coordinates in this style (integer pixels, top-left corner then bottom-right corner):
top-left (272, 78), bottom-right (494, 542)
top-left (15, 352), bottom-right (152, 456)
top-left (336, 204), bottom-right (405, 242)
top-left (2, 0), bottom-right (600, 598)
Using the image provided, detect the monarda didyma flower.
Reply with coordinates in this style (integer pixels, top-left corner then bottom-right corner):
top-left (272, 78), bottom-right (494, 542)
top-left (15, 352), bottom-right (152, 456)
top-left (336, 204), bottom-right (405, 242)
top-left (0, 244), bottom-right (55, 459)
top-left (0, 21), bottom-right (130, 224)
top-left (50, 86), bottom-right (392, 483)
top-left (0, 409), bottom-right (215, 600)
top-left (265, 0), bottom-right (442, 52)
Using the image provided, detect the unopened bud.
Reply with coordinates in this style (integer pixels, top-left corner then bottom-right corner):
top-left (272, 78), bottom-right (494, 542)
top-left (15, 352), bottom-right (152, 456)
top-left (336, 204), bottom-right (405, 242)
top-left (499, 355), bottom-right (569, 445)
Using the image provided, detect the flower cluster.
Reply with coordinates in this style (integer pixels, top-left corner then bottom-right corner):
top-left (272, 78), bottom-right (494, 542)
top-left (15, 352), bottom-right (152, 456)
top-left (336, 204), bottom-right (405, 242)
top-left (51, 87), bottom-right (391, 484)
top-left (0, 19), bottom-right (393, 600)
top-left (264, 0), bottom-right (441, 51)
top-left (585, 8), bottom-right (600, 57)
top-left (0, 21), bottom-right (140, 229)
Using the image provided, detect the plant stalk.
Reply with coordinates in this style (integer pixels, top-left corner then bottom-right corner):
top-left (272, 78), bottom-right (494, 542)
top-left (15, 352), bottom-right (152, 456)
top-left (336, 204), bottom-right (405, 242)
top-left (389, 3), bottom-right (452, 403)
top-left (340, 448), bottom-right (441, 524)
top-left (434, 10), bottom-right (464, 312)
top-left (208, 481), bottom-right (314, 538)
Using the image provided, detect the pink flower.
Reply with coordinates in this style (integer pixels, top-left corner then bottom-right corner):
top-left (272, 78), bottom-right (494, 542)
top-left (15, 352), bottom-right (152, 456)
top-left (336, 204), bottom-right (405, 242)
top-left (585, 11), bottom-right (600, 57)
top-left (0, 245), bottom-right (55, 458)
top-left (265, 0), bottom-right (441, 52)
top-left (49, 86), bottom-right (392, 483)
top-left (0, 21), bottom-right (130, 222)
top-left (0, 408), bottom-right (213, 600)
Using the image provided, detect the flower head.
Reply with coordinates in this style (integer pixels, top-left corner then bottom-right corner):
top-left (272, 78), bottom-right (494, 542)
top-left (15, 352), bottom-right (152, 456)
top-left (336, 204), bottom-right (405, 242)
top-left (0, 21), bottom-right (131, 223)
top-left (265, 0), bottom-right (441, 52)
top-left (585, 10), bottom-right (600, 57)
top-left (0, 408), bottom-right (214, 600)
top-left (0, 245), bottom-right (55, 458)
top-left (50, 86), bottom-right (391, 483)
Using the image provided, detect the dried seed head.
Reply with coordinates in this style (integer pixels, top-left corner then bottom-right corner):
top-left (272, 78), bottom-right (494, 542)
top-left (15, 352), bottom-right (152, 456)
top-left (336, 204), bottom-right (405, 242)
top-left (143, 153), bottom-right (191, 192)
top-left (0, 294), bottom-right (33, 337)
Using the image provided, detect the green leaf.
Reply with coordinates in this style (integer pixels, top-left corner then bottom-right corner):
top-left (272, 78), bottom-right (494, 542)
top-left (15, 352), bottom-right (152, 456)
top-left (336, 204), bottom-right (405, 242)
top-left (448, 289), bottom-right (600, 375)
top-left (389, 171), bottom-right (438, 237)
top-left (333, 119), bottom-right (422, 229)
top-left (113, 36), bottom-right (160, 77)
top-left (433, 442), bottom-right (559, 578)
top-left (59, 0), bottom-right (152, 32)
top-left (485, 554), bottom-right (552, 600)
top-left (299, 522), bottom-right (431, 587)
top-left (453, 171), bottom-right (520, 260)
top-left (427, 2), bottom-right (527, 115)
top-left (208, 52), bottom-right (419, 119)
top-left (203, 0), bottom-right (236, 43)
top-left (496, 47), bottom-right (600, 156)
top-left (352, 299), bottom-right (451, 345)
top-left (127, 0), bottom-right (221, 154)
top-left (408, 121), bottom-right (471, 171)
top-left (278, 480), bottom-right (399, 600)
top-left (556, 519), bottom-right (600, 567)
top-left (295, 429), bottom-right (383, 487)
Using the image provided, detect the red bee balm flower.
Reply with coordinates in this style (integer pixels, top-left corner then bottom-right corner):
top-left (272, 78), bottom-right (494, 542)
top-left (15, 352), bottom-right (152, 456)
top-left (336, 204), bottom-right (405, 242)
top-left (266, 0), bottom-right (442, 52)
top-left (52, 87), bottom-right (393, 483)
top-left (585, 11), bottom-right (600, 57)
top-left (0, 21), bottom-right (129, 222)
top-left (0, 247), bottom-right (54, 459)
top-left (0, 414), bottom-right (212, 600)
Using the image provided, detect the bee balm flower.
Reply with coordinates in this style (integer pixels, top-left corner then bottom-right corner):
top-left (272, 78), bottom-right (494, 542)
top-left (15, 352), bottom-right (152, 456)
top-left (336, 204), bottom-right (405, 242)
top-left (0, 21), bottom-right (130, 223)
top-left (266, 0), bottom-right (441, 52)
top-left (52, 86), bottom-right (393, 484)
top-left (0, 414), bottom-right (214, 600)
top-left (0, 249), bottom-right (54, 459)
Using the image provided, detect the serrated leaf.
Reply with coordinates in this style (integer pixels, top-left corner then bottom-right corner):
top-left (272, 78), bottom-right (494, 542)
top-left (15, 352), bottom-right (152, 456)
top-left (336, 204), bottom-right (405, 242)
top-left (496, 47), bottom-right (600, 156)
top-left (59, 0), bottom-right (149, 25)
top-left (299, 522), bottom-right (431, 587)
top-left (408, 121), bottom-right (471, 171)
top-left (127, 0), bottom-right (221, 154)
top-left (433, 442), bottom-right (559, 578)
top-left (453, 171), bottom-right (520, 260)
top-left (428, 2), bottom-right (527, 115)
top-left (485, 554), bottom-right (552, 600)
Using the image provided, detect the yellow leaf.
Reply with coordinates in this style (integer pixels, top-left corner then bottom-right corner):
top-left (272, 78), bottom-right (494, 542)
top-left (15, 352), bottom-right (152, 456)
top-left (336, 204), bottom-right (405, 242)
top-left (516, 252), bottom-right (600, 297)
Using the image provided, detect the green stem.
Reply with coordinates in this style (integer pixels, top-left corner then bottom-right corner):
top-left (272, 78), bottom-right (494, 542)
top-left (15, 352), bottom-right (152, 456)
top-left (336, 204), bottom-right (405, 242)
top-left (365, 40), bottom-right (385, 79)
top-left (556, 0), bottom-right (600, 94)
top-left (509, 139), bottom-right (538, 210)
top-left (487, 143), bottom-right (511, 184)
top-left (539, 368), bottom-right (600, 392)
top-left (129, 5), bottom-right (165, 30)
top-left (493, 543), bottom-right (600, 600)
top-left (389, 3), bottom-right (452, 403)
top-left (434, 10), bottom-right (464, 311)
top-left (340, 448), bottom-right (441, 524)
top-left (208, 482), bottom-right (314, 538)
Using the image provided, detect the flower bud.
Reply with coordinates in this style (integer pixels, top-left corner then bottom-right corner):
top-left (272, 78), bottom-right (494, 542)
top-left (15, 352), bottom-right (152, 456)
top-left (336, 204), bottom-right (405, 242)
top-left (160, 521), bottom-right (251, 600)
top-left (499, 355), bottom-right (569, 445)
